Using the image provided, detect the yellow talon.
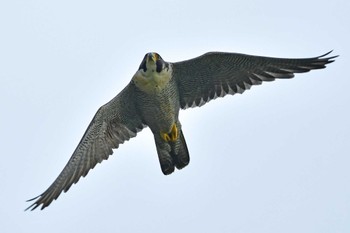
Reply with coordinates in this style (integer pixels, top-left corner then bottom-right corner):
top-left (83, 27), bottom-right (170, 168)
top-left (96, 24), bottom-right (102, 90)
top-left (161, 124), bottom-right (178, 142)
top-left (170, 124), bottom-right (178, 141)
top-left (161, 133), bottom-right (171, 142)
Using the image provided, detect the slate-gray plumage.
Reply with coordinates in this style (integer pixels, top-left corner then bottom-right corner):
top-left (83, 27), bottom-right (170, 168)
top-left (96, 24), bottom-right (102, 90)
top-left (26, 51), bottom-right (337, 210)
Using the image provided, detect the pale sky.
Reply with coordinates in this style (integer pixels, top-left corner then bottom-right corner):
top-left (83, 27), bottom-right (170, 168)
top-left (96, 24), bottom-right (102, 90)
top-left (1, 0), bottom-right (349, 232)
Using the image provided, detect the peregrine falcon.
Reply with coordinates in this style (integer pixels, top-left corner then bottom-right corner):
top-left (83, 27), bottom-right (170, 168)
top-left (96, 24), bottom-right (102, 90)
top-left (26, 51), bottom-right (337, 210)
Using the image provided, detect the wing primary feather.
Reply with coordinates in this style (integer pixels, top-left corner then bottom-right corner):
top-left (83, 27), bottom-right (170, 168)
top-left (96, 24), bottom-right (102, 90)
top-left (26, 83), bottom-right (145, 211)
top-left (174, 51), bottom-right (337, 109)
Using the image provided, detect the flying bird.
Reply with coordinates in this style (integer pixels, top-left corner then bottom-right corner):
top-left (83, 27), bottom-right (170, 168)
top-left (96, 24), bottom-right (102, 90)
top-left (26, 51), bottom-right (337, 210)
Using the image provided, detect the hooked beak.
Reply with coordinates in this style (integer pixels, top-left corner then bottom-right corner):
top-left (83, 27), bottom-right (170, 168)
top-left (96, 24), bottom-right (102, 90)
top-left (147, 53), bottom-right (157, 62)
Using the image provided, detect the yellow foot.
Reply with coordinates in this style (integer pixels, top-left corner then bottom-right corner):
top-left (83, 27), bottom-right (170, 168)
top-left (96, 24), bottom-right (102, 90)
top-left (161, 124), bottom-right (179, 142)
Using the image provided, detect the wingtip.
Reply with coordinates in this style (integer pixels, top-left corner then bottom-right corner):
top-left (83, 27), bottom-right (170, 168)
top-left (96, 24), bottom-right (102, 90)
top-left (24, 203), bottom-right (37, 211)
top-left (320, 50), bottom-right (333, 57)
top-left (319, 50), bottom-right (339, 60)
top-left (25, 194), bottom-right (43, 211)
top-left (25, 202), bottom-right (47, 211)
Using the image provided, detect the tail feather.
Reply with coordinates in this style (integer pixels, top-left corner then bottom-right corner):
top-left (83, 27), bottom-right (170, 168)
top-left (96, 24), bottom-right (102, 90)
top-left (155, 142), bottom-right (175, 175)
top-left (171, 130), bottom-right (190, 170)
top-left (155, 129), bottom-right (190, 175)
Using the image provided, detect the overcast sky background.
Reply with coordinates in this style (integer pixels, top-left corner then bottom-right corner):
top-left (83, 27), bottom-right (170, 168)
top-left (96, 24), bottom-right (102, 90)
top-left (1, 0), bottom-right (349, 232)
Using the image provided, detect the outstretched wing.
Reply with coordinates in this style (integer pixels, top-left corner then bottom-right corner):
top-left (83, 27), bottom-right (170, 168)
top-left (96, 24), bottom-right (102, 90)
top-left (172, 51), bottom-right (337, 109)
top-left (26, 83), bottom-right (145, 210)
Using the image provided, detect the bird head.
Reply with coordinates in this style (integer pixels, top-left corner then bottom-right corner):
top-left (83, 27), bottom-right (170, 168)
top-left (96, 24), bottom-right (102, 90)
top-left (133, 52), bottom-right (172, 93)
top-left (138, 52), bottom-right (167, 73)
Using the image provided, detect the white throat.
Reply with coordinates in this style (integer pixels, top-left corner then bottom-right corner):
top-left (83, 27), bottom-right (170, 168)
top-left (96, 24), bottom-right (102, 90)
top-left (132, 63), bottom-right (172, 94)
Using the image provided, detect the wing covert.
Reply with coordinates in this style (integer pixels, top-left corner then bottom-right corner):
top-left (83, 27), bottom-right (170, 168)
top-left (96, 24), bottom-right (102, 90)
top-left (26, 83), bottom-right (145, 210)
top-left (172, 51), bottom-right (337, 109)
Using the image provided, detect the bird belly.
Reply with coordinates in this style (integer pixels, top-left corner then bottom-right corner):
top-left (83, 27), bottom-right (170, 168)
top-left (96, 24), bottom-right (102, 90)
top-left (147, 99), bottom-right (178, 134)
top-left (137, 89), bottom-right (179, 138)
